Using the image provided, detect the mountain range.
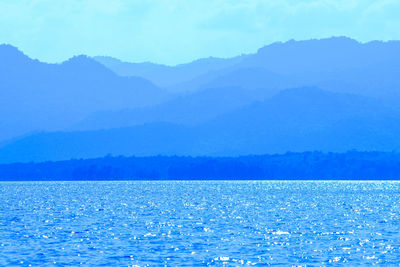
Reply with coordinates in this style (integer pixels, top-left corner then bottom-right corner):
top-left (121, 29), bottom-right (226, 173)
top-left (1, 87), bottom-right (400, 163)
top-left (96, 37), bottom-right (400, 99)
top-left (0, 45), bottom-right (170, 141)
top-left (1, 37), bottom-right (400, 163)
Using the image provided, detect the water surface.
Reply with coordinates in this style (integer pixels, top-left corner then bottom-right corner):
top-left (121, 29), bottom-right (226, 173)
top-left (1, 181), bottom-right (399, 265)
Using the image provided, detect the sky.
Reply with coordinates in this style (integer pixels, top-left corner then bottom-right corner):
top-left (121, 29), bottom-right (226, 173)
top-left (0, 0), bottom-right (399, 65)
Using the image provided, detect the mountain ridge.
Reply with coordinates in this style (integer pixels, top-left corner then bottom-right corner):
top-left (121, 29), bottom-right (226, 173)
top-left (2, 87), bottom-right (400, 163)
top-left (0, 45), bottom-right (171, 141)
top-left (3, 37), bottom-right (400, 160)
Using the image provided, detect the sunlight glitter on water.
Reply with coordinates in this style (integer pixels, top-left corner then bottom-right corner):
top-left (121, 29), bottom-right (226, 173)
top-left (0, 181), bottom-right (400, 265)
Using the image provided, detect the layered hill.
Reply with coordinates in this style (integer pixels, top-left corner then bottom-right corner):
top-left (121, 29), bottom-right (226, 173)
top-left (2, 87), bottom-right (400, 163)
top-left (2, 37), bottom-right (400, 163)
top-left (0, 45), bottom-right (170, 141)
top-left (94, 55), bottom-right (246, 89)
top-left (83, 37), bottom-right (400, 132)
top-left (95, 37), bottom-right (400, 101)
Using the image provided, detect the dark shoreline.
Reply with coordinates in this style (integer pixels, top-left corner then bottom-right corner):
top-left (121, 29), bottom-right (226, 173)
top-left (1, 151), bottom-right (400, 181)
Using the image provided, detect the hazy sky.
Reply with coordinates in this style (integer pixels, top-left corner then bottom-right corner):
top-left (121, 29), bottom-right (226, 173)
top-left (0, 0), bottom-right (399, 65)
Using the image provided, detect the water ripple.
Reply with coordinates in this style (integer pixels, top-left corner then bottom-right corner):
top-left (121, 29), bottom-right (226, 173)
top-left (0, 181), bottom-right (400, 265)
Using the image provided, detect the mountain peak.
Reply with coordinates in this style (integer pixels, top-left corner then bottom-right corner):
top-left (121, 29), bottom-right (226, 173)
top-left (0, 44), bottom-right (33, 64)
top-left (61, 55), bottom-right (116, 76)
top-left (63, 55), bottom-right (96, 65)
top-left (0, 43), bottom-right (21, 52)
top-left (257, 36), bottom-right (360, 54)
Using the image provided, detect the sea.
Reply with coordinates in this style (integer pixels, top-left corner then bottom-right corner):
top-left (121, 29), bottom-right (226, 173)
top-left (0, 181), bottom-right (399, 265)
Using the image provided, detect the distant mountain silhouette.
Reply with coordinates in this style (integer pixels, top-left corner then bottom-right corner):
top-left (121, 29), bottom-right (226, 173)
top-left (94, 55), bottom-right (246, 89)
top-left (0, 45), bottom-right (170, 141)
top-left (0, 123), bottom-right (195, 163)
top-left (243, 37), bottom-right (400, 75)
top-left (69, 68), bottom-right (304, 131)
top-left (95, 37), bottom-right (400, 100)
top-left (3, 37), bottom-right (400, 159)
top-left (246, 37), bottom-right (400, 99)
top-left (196, 87), bottom-right (400, 154)
top-left (177, 37), bottom-right (400, 98)
top-left (2, 87), bottom-right (400, 163)
top-left (72, 43), bottom-right (400, 132)
top-left (71, 85), bottom-right (279, 131)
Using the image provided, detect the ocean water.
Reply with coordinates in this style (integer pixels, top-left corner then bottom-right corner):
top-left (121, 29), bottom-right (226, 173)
top-left (0, 181), bottom-right (400, 266)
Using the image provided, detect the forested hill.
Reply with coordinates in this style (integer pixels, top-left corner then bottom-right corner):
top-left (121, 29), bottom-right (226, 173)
top-left (1, 152), bottom-right (400, 181)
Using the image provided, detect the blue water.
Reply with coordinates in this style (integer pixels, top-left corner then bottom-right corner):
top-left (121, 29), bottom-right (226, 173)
top-left (0, 181), bottom-right (400, 265)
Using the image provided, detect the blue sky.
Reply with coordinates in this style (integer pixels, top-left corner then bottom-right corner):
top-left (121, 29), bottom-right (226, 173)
top-left (0, 0), bottom-right (399, 65)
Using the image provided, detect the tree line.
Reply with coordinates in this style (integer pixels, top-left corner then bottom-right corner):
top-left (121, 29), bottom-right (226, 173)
top-left (1, 151), bottom-right (400, 181)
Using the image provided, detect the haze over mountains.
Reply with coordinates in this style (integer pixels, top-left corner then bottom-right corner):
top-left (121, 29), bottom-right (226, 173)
top-left (0, 45), bottom-right (170, 141)
top-left (2, 87), bottom-right (400, 163)
top-left (1, 37), bottom-right (400, 163)
top-left (96, 37), bottom-right (400, 98)
top-left (94, 55), bottom-right (246, 89)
